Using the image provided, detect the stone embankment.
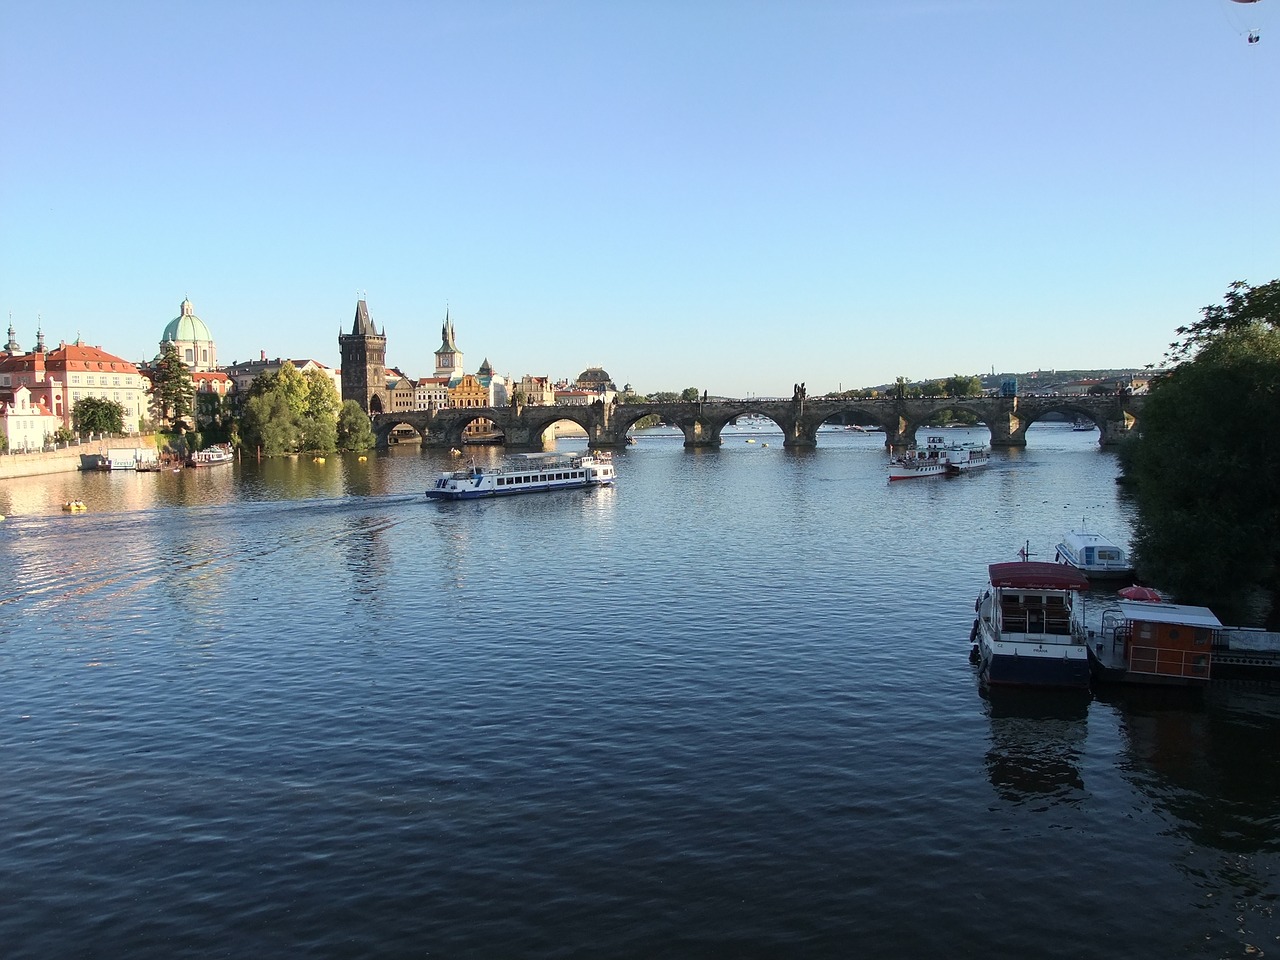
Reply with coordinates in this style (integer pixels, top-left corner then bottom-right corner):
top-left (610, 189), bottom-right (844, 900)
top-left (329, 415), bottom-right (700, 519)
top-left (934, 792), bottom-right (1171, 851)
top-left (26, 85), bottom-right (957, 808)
top-left (0, 436), bottom-right (161, 480)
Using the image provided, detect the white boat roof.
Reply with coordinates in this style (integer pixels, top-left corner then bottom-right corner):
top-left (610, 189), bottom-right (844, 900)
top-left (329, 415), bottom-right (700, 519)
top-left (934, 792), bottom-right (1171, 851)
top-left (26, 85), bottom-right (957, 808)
top-left (1116, 600), bottom-right (1222, 628)
top-left (1060, 529), bottom-right (1124, 548)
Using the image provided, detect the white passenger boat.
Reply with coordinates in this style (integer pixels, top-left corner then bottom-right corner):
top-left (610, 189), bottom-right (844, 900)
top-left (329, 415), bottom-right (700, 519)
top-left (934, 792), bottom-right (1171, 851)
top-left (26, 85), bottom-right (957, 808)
top-left (426, 452), bottom-right (616, 500)
top-left (888, 435), bottom-right (989, 480)
top-left (186, 443), bottom-right (234, 468)
top-left (972, 560), bottom-right (1091, 689)
top-left (1054, 527), bottom-right (1134, 580)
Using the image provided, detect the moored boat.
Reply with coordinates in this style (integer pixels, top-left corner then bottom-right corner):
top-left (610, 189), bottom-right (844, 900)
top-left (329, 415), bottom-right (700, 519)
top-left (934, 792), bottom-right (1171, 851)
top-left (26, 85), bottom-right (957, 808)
top-left (889, 435), bottom-right (989, 480)
top-left (186, 443), bottom-right (234, 468)
top-left (426, 452), bottom-right (616, 500)
top-left (1054, 527), bottom-right (1133, 580)
top-left (973, 560), bottom-right (1091, 689)
top-left (1091, 599), bottom-right (1218, 685)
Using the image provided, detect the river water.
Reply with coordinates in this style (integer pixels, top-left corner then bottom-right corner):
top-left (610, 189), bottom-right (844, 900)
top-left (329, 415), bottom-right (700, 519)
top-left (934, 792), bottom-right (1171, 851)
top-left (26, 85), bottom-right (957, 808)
top-left (2, 424), bottom-right (1277, 959)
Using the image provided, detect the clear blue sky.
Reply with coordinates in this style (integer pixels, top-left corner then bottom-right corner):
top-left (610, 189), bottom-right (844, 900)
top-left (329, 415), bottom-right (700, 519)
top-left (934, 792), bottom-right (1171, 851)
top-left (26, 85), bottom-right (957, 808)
top-left (2, 0), bottom-right (1275, 397)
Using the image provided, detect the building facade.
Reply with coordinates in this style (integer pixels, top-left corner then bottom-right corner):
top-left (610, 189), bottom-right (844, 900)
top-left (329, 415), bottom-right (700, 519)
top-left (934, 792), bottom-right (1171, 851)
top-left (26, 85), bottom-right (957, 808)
top-left (1, 331), bottom-right (146, 433)
top-left (0, 384), bottom-right (62, 451)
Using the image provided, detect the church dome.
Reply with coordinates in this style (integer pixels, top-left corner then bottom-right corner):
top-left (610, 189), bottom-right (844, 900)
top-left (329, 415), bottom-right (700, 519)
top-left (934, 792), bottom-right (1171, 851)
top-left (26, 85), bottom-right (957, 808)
top-left (162, 299), bottom-right (212, 344)
top-left (576, 366), bottom-right (614, 388)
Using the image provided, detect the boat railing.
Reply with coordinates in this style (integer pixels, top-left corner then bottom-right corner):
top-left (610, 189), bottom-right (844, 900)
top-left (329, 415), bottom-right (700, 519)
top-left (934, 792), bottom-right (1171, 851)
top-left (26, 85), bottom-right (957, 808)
top-left (1000, 608), bottom-right (1077, 637)
top-left (1127, 645), bottom-right (1211, 679)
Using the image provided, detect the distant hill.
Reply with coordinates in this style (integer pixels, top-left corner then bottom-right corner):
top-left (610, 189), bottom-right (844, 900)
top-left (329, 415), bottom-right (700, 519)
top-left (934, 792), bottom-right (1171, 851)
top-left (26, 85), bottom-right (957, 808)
top-left (865, 368), bottom-right (1157, 394)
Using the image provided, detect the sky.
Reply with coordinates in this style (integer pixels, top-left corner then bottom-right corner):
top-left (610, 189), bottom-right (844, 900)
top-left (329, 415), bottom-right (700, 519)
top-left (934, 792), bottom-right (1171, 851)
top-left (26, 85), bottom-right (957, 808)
top-left (1, 0), bottom-right (1276, 398)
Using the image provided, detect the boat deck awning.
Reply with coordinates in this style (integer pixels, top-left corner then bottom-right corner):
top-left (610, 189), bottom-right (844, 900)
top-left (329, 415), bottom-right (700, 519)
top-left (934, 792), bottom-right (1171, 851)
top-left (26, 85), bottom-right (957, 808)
top-left (988, 561), bottom-right (1090, 592)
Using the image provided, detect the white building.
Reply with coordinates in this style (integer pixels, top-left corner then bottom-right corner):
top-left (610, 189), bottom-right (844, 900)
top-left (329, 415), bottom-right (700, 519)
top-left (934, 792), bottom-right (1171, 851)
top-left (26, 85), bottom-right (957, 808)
top-left (1, 385), bottom-right (63, 451)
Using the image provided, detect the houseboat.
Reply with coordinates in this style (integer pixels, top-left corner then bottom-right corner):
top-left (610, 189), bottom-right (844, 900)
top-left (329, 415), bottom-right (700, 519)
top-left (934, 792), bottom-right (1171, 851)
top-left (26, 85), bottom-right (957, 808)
top-left (1092, 600), bottom-right (1219, 685)
top-left (426, 452), bottom-right (616, 501)
top-left (95, 448), bottom-right (161, 471)
top-left (889, 436), bottom-right (989, 480)
top-left (187, 443), bottom-right (234, 468)
top-left (973, 560), bottom-right (1091, 689)
top-left (1054, 528), bottom-right (1134, 580)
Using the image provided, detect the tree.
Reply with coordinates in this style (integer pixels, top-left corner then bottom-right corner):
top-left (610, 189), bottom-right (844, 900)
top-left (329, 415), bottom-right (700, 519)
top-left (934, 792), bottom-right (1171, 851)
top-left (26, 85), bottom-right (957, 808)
top-left (152, 342), bottom-right (195, 426)
top-left (1168, 279), bottom-right (1280, 363)
top-left (646, 392), bottom-right (680, 403)
top-left (1128, 281), bottom-right (1280, 627)
top-left (680, 387), bottom-right (701, 402)
top-left (944, 374), bottom-right (982, 398)
top-left (241, 389), bottom-right (303, 456)
top-left (241, 363), bottom-right (342, 455)
top-left (337, 399), bottom-right (375, 451)
top-left (72, 397), bottom-right (125, 435)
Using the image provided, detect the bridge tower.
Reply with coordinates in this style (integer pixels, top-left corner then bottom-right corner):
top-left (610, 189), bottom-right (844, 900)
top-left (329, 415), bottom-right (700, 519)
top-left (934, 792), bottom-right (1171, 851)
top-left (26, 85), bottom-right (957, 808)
top-left (339, 298), bottom-right (387, 415)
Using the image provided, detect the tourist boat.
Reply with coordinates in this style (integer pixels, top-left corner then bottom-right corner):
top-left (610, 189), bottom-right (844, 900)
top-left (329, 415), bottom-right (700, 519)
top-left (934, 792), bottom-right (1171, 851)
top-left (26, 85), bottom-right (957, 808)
top-left (972, 560), bottom-right (1091, 689)
top-left (1054, 527), bottom-right (1134, 580)
top-left (943, 442), bottom-right (990, 476)
top-left (888, 435), bottom-right (989, 480)
top-left (186, 443), bottom-right (234, 468)
top-left (425, 452), bottom-right (616, 500)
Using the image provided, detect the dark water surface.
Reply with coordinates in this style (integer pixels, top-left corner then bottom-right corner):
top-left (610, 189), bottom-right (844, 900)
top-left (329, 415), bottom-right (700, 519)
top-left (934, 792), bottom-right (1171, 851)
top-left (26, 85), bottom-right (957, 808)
top-left (2, 426), bottom-right (1277, 958)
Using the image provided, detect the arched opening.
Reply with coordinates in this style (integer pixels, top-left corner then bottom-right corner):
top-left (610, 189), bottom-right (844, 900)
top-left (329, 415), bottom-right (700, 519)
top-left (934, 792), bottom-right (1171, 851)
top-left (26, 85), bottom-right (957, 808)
top-left (369, 394), bottom-right (383, 415)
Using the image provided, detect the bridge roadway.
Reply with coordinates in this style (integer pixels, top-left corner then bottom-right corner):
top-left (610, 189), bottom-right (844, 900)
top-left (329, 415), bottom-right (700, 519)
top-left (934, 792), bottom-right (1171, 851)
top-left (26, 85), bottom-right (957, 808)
top-left (372, 394), bottom-right (1144, 450)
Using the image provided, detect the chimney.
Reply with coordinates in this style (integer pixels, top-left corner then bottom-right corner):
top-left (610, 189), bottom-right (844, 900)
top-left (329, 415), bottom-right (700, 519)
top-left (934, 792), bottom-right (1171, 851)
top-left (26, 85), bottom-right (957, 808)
top-left (261, 349), bottom-right (266, 361)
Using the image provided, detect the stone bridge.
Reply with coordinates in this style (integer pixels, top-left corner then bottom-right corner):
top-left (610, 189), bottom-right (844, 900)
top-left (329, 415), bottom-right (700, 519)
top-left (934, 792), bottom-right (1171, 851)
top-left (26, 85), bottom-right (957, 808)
top-left (372, 394), bottom-right (1144, 450)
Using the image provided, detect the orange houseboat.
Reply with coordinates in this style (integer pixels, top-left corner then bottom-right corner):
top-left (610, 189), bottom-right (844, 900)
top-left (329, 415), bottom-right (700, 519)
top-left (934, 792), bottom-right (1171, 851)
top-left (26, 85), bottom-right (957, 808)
top-left (1091, 600), bottom-right (1221, 685)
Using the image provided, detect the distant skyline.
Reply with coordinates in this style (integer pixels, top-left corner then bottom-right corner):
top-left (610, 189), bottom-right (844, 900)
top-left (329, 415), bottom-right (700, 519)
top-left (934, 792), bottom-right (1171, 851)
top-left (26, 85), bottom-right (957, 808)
top-left (2, 1), bottom-right (1276, 397)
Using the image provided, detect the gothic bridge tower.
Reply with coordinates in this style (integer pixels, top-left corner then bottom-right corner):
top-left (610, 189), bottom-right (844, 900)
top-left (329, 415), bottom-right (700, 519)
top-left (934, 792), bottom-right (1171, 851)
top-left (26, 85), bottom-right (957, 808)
top-left (339, 298), bottom-right (387, 414)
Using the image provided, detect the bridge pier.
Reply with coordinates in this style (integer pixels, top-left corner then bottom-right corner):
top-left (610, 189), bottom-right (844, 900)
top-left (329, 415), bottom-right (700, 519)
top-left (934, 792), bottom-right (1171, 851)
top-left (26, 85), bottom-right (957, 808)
top-left (1100, 413), bottom-right (1135, 446)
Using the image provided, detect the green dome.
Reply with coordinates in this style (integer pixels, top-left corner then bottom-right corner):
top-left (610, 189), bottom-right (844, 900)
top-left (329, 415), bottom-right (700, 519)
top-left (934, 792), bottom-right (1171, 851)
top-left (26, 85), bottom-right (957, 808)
top-left (162, 299), bottom-right (212, 344)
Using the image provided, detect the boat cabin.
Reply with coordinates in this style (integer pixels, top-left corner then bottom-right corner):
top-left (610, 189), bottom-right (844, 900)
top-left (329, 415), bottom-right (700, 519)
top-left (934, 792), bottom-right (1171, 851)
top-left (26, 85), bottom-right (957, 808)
top-left (1098, 600), bottom-right (1220, 683)
top-left (981, 562), bottom-right (1089, 639)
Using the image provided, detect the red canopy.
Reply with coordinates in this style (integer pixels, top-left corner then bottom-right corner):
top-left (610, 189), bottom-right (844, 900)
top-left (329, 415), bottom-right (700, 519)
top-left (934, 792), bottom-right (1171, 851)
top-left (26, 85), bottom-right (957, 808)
top-left (988, 561), bottom-right (1090, 591)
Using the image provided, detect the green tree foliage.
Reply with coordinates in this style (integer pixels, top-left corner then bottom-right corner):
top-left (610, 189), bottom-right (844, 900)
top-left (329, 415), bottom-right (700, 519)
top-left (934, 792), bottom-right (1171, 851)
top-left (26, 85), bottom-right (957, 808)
top-left (1168, 279), bottom-right (1280, 363)
top-left (646, 392), bottom-right (680, 402)
top-left (72, 397), bottom-right (125, 435)
top-left (242, 389), bottom-right (303, 456)
top-left (679, 387), bottom-right (701, 402)
top-left (944, 374), bottom-right (982, 397)
top-left (152, 342), bottom-right (195, 425)
top-left (1128, 281), bottom-right (1280, 627)
top-left (242, 362), bottom-right (342, 455)
top-left (337, 400), bottom-right (375, 451)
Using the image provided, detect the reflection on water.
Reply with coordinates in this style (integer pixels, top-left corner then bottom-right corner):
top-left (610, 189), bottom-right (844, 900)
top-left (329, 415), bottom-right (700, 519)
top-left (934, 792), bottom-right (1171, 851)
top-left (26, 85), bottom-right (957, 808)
top-left (983, 686), bottom-right (1089, 805)
top-left (1, 425), bottom-right (1278, 959)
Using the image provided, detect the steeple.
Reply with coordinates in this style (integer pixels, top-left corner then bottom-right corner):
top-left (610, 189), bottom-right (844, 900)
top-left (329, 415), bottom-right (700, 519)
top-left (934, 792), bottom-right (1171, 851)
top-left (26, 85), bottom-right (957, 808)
top-left (35, 317), bottom-right (44, 353)
top-left (434, 307), bottom-right (463, 378)
top-left (5, 314), bottom-right (17, 354)
top-left (351, 298), bottom-right (378, 337)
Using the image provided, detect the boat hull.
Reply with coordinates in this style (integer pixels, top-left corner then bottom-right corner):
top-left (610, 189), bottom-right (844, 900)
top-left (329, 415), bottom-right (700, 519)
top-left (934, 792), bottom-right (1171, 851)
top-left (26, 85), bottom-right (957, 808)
top-left (425, 478), bottom-right (610, 501)
top-left (979, 641), bottom-right (1091, 689)
top-left (888, 462), bottom-right (948, 480)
